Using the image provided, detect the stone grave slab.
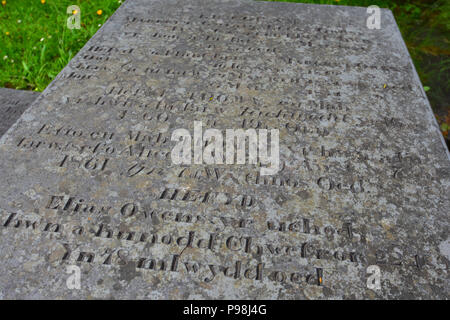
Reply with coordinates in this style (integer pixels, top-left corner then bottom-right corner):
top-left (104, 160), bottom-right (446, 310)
top-left (0, 88), bottom-right (39, 137)
top-left (0, 0), bottom-right (448, 299)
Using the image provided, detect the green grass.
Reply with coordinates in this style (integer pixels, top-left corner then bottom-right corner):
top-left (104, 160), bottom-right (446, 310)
top-left (1, 0), bottom-right (449, 139)
top-left (0, 0), bottom-right (122, 91)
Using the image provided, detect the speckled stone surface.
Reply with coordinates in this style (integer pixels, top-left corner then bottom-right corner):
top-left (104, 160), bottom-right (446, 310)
top-left (0, 88), bottom-right (39, 137)
top-left (0, 0), bottom-right (448, 299)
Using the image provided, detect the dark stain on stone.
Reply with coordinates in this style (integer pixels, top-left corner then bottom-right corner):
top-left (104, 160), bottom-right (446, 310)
top-left (119, 260), bottom-right (140, 282)
top-left (274, 193), bottom-right (287, 206)
top-left (113, 283), bottom-right (122, 291)
top-left (296, 190), bottom-right (311, 200)
top-left (100, 215), bottom-right (111, 224)
top-left (322, 286), bottom-right (333, 297)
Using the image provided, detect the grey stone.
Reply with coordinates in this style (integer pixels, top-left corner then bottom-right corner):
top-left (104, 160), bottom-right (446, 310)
top-left (0, 0), bottom-right (448, 299)
top-left (0, 88), bottom-right (39, 137)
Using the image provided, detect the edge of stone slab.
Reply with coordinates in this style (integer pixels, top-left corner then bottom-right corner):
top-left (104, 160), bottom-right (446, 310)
top-left (0, 0), bottom-right (129, 146)
top-left (0, 88), bottom-right (40, 136)
top-left (386, 9), bottom-right (450, 160)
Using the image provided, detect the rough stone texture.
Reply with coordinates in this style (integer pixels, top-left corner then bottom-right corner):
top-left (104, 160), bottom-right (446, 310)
top-left (0, 0), bottom-right (448, 299)
top-left (0, 88), bottom-right (39, 137)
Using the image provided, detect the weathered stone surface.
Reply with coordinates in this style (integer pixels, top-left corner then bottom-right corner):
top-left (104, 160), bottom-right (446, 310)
top-left (0, 88), bottom-right (39, 137)
top-left (0, 0), bottom-right (448, 299)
